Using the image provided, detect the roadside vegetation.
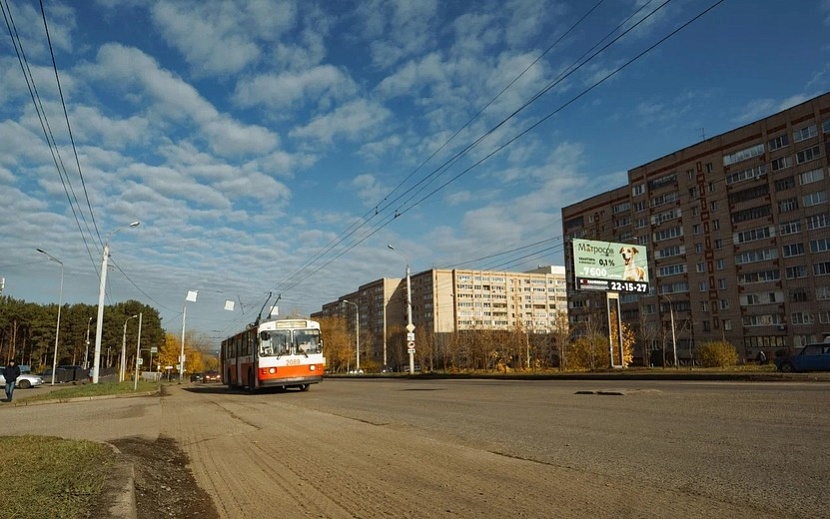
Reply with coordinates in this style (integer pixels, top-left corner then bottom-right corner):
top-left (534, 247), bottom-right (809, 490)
top-left (20, 380), bottom-right (160, 403)
top-left (0, 435), bottom-right (114, 519)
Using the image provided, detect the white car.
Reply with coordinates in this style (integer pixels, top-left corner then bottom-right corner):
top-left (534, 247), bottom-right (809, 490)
top-left (0, 372), bottom-right (44, 389)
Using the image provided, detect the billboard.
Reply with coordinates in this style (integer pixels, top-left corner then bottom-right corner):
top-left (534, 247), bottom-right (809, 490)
top-left (572, 239), bottom-right (650, 293)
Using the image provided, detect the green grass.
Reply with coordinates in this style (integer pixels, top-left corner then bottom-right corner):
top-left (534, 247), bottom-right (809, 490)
top-left (21, 380), bottom-right (161, 403)
top-left (0, 435), bottom-right (114, 519)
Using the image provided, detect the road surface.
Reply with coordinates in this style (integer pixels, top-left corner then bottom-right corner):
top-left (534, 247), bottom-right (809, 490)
top-left (3, 378), bottom-right (827, 518)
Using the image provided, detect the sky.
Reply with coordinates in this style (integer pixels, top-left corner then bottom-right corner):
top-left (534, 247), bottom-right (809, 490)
top-left (1, 0), bottom-right (829, 343)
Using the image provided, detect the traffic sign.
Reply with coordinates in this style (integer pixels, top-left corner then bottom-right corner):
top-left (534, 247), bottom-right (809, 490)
top-left (407, 340), bottom-right (415, 348)
top-left (407, 348), bottom-right (416, 354)
top-left (407, 332), bottom-right (415, 341)
top-left (406, 323), bottom-right (415, 333)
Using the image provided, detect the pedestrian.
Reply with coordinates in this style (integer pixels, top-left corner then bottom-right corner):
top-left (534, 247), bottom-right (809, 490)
top-left (4, 359), bottom-right (21, 402)
top-left (758, 350), bottom-right (767, 365)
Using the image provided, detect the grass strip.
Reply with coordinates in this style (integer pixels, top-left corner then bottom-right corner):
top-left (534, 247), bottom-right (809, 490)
top-left (0, 435), bottom-right (114, 519)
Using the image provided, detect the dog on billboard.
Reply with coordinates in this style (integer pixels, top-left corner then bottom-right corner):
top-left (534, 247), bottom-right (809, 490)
top-left (620, 246), bottom-right (646, 281)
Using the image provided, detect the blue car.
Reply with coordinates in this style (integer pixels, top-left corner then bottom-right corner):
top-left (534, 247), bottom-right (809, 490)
top-left (775, 342), bottom-right (830, 372)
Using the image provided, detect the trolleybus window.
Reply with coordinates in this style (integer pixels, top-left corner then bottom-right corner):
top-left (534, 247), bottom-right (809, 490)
top-left (259, 330), bottom-right (290, 356)
top-left (295, 330), bottom-right (321, 354)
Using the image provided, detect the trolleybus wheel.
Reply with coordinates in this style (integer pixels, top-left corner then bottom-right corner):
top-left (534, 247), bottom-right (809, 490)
top-left (299, 384), bottom-right (310, 392)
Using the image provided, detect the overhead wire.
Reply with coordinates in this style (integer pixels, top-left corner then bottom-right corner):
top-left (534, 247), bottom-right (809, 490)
top-left (1, 0), bottom-right (100, 273)
top-left (261, 0), bottom-right (726, 308)
top-left (265, 0), bottom-right (610, 303)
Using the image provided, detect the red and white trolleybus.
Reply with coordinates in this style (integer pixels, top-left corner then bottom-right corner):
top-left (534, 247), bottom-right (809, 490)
top-left (221, 318), bottom-right (325, 391)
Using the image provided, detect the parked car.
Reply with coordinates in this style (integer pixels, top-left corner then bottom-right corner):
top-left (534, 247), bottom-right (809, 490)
top-left (203, 370), bottom-right (220, 383)
top-left (0, 372), bottom-right (44, 389)
top-left (190, 372), bottom-right (203, 382)
top-left (775, 342), bottom-right (830, 372)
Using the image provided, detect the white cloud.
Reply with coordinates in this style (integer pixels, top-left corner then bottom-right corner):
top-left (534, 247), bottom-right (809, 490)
top-left (233, 65), bottom-right (356, 110)
top-left (150, 0), bottom-right (297, 77)
top-left (289, 99), bottom-right (392, 144)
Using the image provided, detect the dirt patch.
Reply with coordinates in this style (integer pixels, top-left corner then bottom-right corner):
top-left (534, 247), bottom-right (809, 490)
top-left (110, 436), bottom-right (219, 519)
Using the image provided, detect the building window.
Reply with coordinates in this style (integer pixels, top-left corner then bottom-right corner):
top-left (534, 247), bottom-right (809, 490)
top-left (720, 299), bottom-right (729, 310)
top-left (782, 243), bottom-right (805, 257)
top-left (718, 278), bottom-right (727, 289)
top-left (712, 219), bottom-right (720, 230)
top-left (723, 143), bottom-right (764, 166)
top-left (691, 206), bottom-right (699, 216)
top-left (775, 176), bottom-right (796, 191)
top-left (700, 301), bottom-right (709, 312)
top-left (695, 243), bottom-right (704, 253)
top-left (693, 223), bottom-right (701, 235)
top-left (800, 168), bottom-right (824, 185)
top-left (778, 198), bottom-right (799, 213)
top-left (771, 156), bottom-right (793, 171)
top-left (796, 145), bottom-right (820, 164)
top-left (768, 134), bottom-right (789, 151)
top-left (817, 286), bottom-right (830, 300)
top-left (736, 248), bottom-right (778, 264)
top-left (716, 259), bottom-right (725, 270)
top-left (702, 320), bottom-right (711, 331)
top-left (634, 201), bottom-right (646, 212)
top-left (632, 184), bottom-right (645, 196)
top-left (699, 280), bottom-right (709, 291)
top-left (697, 262), bottom-right (706, 273)
top-left (793, 124), bottom-right (818, 143)
top-left (810, 238), bottom-right (830, 253)
top-left (814, 262), bottom-right (830, 276)
top-left (786, 265), bottom-right (807, 279)
top-left (807, 213), bottom-right (830, 230)
top-left (737, 226), bottom-right (773, 243)
top-left (803, 191), bottom-right (827, 207)
top-left (780, 220), bottom-right (801, 235)
top-left (723, 319), bottom-right (732, 331)
top-left (714, 239), bottom-right (723, 250)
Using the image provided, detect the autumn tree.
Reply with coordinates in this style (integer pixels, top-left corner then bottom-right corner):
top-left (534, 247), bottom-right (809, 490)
top-left (317, 315), bottom-right (351, 373)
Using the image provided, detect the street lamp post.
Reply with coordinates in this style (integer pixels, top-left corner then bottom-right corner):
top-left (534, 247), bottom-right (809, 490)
top-left (120, 314), bottom-right (138, 382)
top-left (133, 313), bottom-right (143, 390)
top-left (37, 249), bottom-right (63, 386)
top-left (388, 245), bottom-right (415, 374)
top-left (343, 300), bottom-right (360, 372)
top-left (180, 290), bottom-right (198, 380)
top-left (93, 221), bottom-right (140, 383)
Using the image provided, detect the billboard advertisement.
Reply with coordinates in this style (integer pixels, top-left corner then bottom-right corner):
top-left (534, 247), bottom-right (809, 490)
top-left (572, 239), bottom-right (650, 293)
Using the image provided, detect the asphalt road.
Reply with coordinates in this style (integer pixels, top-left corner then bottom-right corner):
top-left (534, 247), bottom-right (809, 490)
top-left (2, 378), bottom-right (827, 518)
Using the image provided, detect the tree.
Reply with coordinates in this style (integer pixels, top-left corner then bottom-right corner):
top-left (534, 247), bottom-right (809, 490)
top-left (317, 316), bottom-right (351, 373)
top-left (549, 310), bottom-right (570, 370)
top-left (697, 341), bottom-right (738, 368)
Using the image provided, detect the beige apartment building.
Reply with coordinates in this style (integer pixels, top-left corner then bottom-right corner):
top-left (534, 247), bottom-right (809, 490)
top-left (313, 266), bottom-right (567, 370)
top-left (562, 93), bottom-right (830, 364)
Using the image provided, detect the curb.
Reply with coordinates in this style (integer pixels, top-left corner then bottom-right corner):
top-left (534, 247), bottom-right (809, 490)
top-left (104, 456), bottom-right (137, 519)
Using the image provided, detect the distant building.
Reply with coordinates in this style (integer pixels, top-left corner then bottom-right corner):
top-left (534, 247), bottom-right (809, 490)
top-left (312, 266), bottom-right (567, 370)
top-left (562, 92), bottom-right (830, 364)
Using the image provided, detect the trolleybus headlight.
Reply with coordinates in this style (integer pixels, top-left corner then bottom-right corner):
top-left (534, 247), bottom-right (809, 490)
top-left (268, 367), bottom-right (276, 374)
top-left (309, 365), bottom-right (316, 371)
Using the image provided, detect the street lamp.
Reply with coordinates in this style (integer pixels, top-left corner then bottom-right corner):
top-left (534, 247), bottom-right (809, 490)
top-left (387, 244), bottom-right (415, 374)
top-left (120, 314), bottom-right (138, 382)
top-left (37, 248), bottom-right (63, 386)
top-left (93, 221), bottom-right (140, 383)
top-left (343, 299), bottom-right (360, 372)
top-left (180, 290), bottom-right (198, 380)
top-left (133, 313), bottom-right (143, 390)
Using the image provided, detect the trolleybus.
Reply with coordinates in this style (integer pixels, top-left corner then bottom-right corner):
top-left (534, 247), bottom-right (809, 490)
top-left (221, 318), bottom-right (325, 391)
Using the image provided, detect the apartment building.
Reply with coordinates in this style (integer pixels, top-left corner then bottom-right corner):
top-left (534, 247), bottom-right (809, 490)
top-left (562, 93), bottom-right (830, 364)
top-left (313, 266), bottom-right (567, 370)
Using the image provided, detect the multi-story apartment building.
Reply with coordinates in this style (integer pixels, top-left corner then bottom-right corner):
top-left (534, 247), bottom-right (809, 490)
top-left (563, 93), bottom-right (830, 364)
top-left (313, 266), bottom-right (567, 370)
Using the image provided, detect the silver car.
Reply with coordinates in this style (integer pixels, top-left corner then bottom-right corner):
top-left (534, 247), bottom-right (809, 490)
top-left (0, 372), bottom-right (44, 389)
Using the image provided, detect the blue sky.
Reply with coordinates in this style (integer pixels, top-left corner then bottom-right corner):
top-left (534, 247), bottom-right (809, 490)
top-left (1, 0), bottom-right (829, 342)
